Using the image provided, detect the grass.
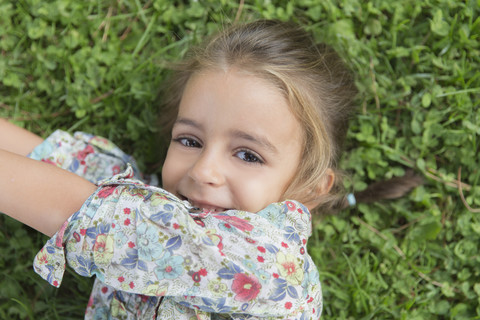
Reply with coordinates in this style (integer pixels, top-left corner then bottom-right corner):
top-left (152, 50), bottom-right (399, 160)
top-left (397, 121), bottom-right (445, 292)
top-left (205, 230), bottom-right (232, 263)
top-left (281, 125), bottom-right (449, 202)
top-left (1, 0), bottom-right (479, 319)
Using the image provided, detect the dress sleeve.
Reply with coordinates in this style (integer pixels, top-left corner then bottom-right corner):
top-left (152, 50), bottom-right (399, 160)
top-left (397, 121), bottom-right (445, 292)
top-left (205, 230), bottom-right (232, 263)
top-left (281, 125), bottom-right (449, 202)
top-left (28, 129), bottom-right (157, 185)
top-left (33, 167), bottom-right (322, 319)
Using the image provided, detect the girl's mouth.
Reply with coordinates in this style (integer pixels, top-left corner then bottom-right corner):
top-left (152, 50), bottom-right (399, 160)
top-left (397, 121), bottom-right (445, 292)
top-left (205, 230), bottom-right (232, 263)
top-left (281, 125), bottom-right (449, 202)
top-left (189, 200), bottom-right (226, 213)
top-left (180, 194), bottom-right (226, 213)
top-left (178, 193), bottom-right (231, 213)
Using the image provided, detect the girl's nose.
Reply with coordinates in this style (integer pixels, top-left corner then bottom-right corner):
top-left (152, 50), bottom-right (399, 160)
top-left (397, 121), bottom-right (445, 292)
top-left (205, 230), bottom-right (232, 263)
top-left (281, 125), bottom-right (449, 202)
top-left (188, 150), bottom-right (225, 186)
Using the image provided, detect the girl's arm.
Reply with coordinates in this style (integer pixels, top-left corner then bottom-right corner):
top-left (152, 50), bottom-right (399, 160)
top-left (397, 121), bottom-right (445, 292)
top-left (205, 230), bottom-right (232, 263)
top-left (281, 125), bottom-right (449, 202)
top-left (0, 118), bottom-right (44, 156)
top-left (0, 148), bottom-right (97, 236)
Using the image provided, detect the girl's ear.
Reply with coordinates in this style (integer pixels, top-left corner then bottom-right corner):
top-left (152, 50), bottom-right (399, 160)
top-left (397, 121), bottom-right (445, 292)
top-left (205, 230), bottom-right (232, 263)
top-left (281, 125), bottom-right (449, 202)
top-left (304, 169), bottom-right (335, 211)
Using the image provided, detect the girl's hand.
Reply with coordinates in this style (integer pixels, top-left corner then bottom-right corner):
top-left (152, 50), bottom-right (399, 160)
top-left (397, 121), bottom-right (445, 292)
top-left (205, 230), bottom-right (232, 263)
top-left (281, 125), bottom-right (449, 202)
top-left (0, 119), bottom-right (44, 156)
top-left (0, 148), bottom-right (97, 236)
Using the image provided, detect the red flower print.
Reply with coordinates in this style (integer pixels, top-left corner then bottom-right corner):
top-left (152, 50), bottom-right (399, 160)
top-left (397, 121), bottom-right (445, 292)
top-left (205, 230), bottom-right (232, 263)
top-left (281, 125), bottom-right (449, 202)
top-left (285, 302), bottom-right (292, 309)
top-left (53, 280), bottom-right (59, 287)
top-left (281, 242), bottom-right (289, 248)
top-left (192, 272), bottom-right (201, 283)
top-left (124, 218), bottom-right (131, 226)
top-left (300, 247), bottom-right (305, 255)
top-left (194, 219), bottom-right (205, 227)
top-left (173, 223), bottom-right (180, 229)
top-left (75, 145), bottom-right (94, 161)
top-left (38, 254), bottom-right (48, 265)
top-left (128, 241), bottom-right (135, 248)
top-left (129, 282), bottom-right (135, 289)
top-left (112, 165), bottom-right (121, 175)
top-left (118, 276), bottom-right (125, 282)
top-left (257, 246), bottom-right (266, 253)
top-left (302, 239), bottom-right (307, 245)
top-left (231, 273), bottom-right (261, 302)
top-left (124, 208), bottom-right (131, 215)
top-left (257, 256), bottom-right (264, 263)
top-left (98, 186), bottom-right (116, 198)
top-left (273, 273), bottom-right (279, 279)
top-left (286, 201), bottom-right (296, 211)
top-left (80, 229), bottom-right (86, 236)
top-left (192, 268), bottom-right (208, 282)
top-left (101, 287), bottom-right (108, 294)
top-left (308, 297), bottom-right (314, 303)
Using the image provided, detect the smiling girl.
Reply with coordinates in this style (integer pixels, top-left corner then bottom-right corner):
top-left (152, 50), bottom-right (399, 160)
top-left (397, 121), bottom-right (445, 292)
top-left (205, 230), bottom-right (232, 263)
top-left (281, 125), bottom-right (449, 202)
top-left (163, 68), bottom-right (308, 214)
top-left (0, 20), bottom-right (416, 319)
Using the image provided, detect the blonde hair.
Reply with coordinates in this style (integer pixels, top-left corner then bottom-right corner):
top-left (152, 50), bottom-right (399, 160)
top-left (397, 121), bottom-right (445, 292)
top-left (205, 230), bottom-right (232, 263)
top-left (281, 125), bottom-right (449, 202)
top-left (161, 20), bottom-right (357, 211)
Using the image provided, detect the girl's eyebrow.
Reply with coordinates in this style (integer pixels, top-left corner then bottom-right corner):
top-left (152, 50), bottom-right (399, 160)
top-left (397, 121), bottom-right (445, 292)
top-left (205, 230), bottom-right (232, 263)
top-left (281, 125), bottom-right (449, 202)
top-left (174, 117), bottom-right (202, 129)
top-left (231, 130), bottom-right (278, 154)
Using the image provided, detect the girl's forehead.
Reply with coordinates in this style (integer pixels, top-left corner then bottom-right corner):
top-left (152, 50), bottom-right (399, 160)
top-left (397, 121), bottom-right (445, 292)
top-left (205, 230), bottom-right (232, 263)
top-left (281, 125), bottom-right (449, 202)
top-left (188, 67), bottom-right (285, 101)
top-left (176, 68), bottom-right (302, 147)
top-left (180, 69), bottom-right (288, 117)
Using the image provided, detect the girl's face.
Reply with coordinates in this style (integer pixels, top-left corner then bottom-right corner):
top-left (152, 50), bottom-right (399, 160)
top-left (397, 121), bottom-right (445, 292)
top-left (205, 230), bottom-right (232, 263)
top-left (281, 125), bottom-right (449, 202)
top-left (162, 68), bottom-right (304, 213)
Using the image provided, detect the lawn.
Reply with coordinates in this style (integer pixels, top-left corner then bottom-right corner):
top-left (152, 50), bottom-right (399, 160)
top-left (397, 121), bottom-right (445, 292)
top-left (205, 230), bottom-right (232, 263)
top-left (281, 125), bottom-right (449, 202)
top-left (1, 0), bottom-right (479, 319)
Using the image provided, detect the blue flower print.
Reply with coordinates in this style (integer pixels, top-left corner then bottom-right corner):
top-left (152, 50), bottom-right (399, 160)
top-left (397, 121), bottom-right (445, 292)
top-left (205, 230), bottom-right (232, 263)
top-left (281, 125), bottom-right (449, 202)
top-left (184, 285), bottom-right (200, 296)
top-left (155, 251), bottom-right (184, 280)
top-left (137, 222), bottom-right (163, 261)
top-left (242, 259), bottom-right (257, 273)
top-left (301, 266), bottom-right (320, 297)
top-left (254, 269), bottom-right (271, 284)
top-left (114, 230), bottom-right (127, 247)
top-left (93, 306), bottom-right (109, 320)
top-left (257, 204), bottom-right (286, 229)
top-left (29, 139), bottom-right (55, 160)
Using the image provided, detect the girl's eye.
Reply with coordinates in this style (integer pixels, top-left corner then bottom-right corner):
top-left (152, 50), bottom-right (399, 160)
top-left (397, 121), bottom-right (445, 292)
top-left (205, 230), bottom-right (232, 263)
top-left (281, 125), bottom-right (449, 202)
top-left (174, 137), bottom-right (202, 148)
top-left (235, 150), bottom-right (264, 164)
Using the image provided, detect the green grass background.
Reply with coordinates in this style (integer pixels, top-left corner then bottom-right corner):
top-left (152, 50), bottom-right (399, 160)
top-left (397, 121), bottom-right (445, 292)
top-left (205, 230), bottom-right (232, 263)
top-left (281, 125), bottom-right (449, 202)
top-left (1, 0), bottom-right (479, 319)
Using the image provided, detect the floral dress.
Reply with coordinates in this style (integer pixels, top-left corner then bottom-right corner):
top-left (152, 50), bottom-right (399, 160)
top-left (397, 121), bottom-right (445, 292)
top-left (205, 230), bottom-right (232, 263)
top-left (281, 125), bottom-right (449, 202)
top-left (29, 130), bottom-right (322, 320)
